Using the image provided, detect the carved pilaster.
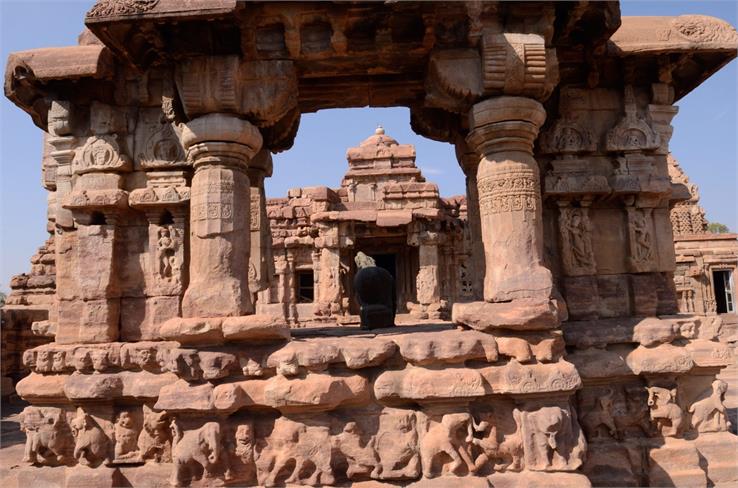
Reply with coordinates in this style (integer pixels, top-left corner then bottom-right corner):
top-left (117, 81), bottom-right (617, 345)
top-left (179, 113), bottom-right (263, 317)
top-left (466, 96), bottom-right (552, 302)
top-left (455, 140), bottom-right (485, 301)
top-left (247, 150), bottom-right (275, 301)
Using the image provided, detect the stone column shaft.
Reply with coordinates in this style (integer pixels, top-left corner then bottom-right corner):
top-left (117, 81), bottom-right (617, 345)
top-left (180, 114), bottom-right (263, 317)
top-left (467, 96), bottom-right (552, 302)
top-left (456, 141), bottom-right (485, 300)
top-left (417, 242), bottom-right (441, 306)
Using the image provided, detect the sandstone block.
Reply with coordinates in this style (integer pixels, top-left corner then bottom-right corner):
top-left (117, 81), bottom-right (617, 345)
top-left (685, 339), bottom-right (733, 367)
top-left (479, 360), bottom-right (581, 394)
top-left (391, 328), bottom-right (498, 365)
top-left (626, 343), bottom-right (694, 374)
top-left (487, 472), bottom-right (592, 488)
top-left (120, 371), bottom-right (178, 400)
top-left (222, 314), bottom-right (290, 342)
top-left (64, 372), bottom-right (123, 400)
top-left (695, 431), bottom-right (738, 486)
top-left (17, 466), bottom-right (65, 488)
top-left (155, 379), bottom-right (214, 411)
top-left (648, 438), bottom-right (707, 487)
top-left (15, 372), bottom-right (66, 401)
top-left (452, 298), bottom-right (560, 331)
top-left (263, 373), bottom-right (369, 413)
top-left (567, 346), bottom-right (634, 379)
top-left (64, 466), bottom-right (119, 488)
top-left (374, 366), bottom-right (487, 402)
top-left (120, 296), bottom-right (180, 341)
top-left (158, 317), bottom-right (223, 345)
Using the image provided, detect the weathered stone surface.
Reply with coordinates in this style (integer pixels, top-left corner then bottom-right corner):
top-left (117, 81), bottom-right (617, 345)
top-left (158, 317), bottom-right (223, 345)
top-left (374, 366), bottom-right (487, 402)
top-left (626, 343), bottom-right (694, 374)
top-left (453, 299), bottom-right (561, 331)
top-left (392, 329), bottom-right (498, 365)
top-left (4, 3), bottom-right (738, 488)
top-left (648, 438), bottom-right (707, 487)
top-left (221, 315), bottom-right (290, 342)
top-left (263, 373), bottom-right (370, 413)
top-left (479, 360), bottom-right (582, 394)
top-left (154, 379), bottom-right (214, 412)
top-left (15, 372), bottom-right (66, 400)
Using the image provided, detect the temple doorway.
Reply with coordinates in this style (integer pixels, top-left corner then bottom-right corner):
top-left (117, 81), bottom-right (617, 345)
top-left (713, 269), bottom-right (736, 314)
top-left (346, 237), bottom-right (419, 316)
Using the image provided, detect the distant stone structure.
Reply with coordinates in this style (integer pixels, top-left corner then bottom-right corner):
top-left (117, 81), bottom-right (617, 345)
top-left (2, 2), bottom-right (738, 487)
top-left (258, 127), bottom-right (471, 326)
top-left (669, 155), bottom-right (738, 320)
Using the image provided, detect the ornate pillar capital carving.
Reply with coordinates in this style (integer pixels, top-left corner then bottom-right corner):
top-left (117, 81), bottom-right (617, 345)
top-left (180, 113), bottom-right (263, 168)
top-left (466, 96), bottom-right (546, 155)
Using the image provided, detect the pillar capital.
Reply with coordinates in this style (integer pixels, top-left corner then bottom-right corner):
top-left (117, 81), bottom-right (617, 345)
top-left (180, 113), bottom-right (263, 168)
top-left (466, 96), bottom-right (546, 155)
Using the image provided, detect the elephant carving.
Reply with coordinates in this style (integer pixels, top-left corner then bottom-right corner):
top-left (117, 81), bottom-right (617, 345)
top-left (419, 412), bottom-right (477, 478)
top-left (170, 420), bottom-right (224, 487)
top-left (647, 386), bottom-right (684, 437)
top-left (21, 406), bottom-right (73, 466)
top-left (522, 404), bottom-right (586, 471)
top-left (71, 407), bottom-right (110, 467)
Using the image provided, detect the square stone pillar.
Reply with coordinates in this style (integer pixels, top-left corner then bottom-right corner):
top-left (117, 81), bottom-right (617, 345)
top-left (455, 140), bottom-right (485, 301)
top-left (179, 114), bottom-right (263, 317)
top-left (247, 150), bottom-right (275, 303)
top-left (466, 96), bottom-right (552, 302)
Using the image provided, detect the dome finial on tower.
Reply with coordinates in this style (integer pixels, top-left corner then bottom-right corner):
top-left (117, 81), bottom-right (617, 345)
top-left (375, 125), bottom-right (385, 135)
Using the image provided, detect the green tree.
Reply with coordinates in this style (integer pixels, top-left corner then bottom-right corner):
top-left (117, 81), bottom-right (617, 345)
top-left (707, 222), bottom-right (731, 234)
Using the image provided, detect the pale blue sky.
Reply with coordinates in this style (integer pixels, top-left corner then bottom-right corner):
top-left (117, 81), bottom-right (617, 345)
top-left (1, 1), bottom-right (736, 291)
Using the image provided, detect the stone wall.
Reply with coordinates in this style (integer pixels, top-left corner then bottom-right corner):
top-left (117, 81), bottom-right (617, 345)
top-left (2, 2), bottom-right (737, 487)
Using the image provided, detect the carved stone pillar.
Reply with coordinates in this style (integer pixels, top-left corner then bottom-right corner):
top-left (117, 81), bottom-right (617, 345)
top-left (455, 140), bottom-right (485, 301)
top-left (314, 224), bottom-right (342, 320)
top-left (247, 150), bottom-right (274, 302)
top-left (179, 113), bottom-right (263, 317)
top-left (466, 96), bottom-right (552, 302)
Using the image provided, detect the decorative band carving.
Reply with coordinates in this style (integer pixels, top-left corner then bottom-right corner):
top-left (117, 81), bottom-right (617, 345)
top-left (478, 169), bottom-right (539, 215)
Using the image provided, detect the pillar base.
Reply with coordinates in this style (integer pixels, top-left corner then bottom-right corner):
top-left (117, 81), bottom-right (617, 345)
top-left (452, 298), bottom-right (564, 332)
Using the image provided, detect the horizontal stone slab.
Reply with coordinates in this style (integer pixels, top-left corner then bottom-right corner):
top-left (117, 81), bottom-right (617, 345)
top-left (221, 315), bottom-right (291, 342)
top-left (562, 315), bottom-right (713, 348)
top-left (390, 329), bottom-right (498, 365)
top-left (452, 299), bottom-right (561, 332)
top-left (626, 343), bottom-right (694, 374)
top-left (374, 366), bottom-right (487, 402)
top-left (478, 360), bottom-right (582, 395)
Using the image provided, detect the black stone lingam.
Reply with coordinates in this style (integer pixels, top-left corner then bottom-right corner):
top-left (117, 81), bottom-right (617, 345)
top-left (353, 252), bottom-right (396, 330)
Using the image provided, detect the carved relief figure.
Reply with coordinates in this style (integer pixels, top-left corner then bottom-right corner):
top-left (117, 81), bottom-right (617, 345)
top-left (580, 388), bottom-right (617, 440)
top-left (689, 380), bottom-right (731, 433)
top-left (156, 225), bottom-right (179, 281)
top-left (21, 406), bottom-right (73, 466)
top-left (71, 407), bottom-right (110, 467)
top-left (90, 349), bottom-right (110, 373)
top-left (170, 420), bottom-right (224, 487)
top-left (613, 385), bottom-right (653, 438)
top-left (138, 405), bottom-right (172, 462)
top-left (333, 421), bottom-right (380, 480)
top-left (419, 412), bottom-right (477, 478)
top-left (628, 207), bottom-right (655, 271)
top-left (471, 410), bottom-right (523, 472)
top-left (374, 409), bottom-right (420, 480)
top-left (647, 386), bottom-right (684, 437)
top-left (522, 405), bottom-right (585, 471)
top-left (560, 206), bottom-right (596, 275)
top-left (255, 417), bottom-right (334, 487)
top-left (114, 410), bottom-right (141, 462)
top-left (227, 422), bottom-right (256, 482)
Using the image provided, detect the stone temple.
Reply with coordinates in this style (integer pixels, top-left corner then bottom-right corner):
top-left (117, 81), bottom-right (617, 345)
top-left (1, 1), bottom-right (738, 487)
